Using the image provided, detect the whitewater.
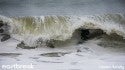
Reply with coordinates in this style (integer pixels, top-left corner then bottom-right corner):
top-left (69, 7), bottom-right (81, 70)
top-left (0, 13), bottom-right (125, 47)
top-left (0, 0), bottom-right (125, 70)
top-left (0, 13), bottom-right (125, 70)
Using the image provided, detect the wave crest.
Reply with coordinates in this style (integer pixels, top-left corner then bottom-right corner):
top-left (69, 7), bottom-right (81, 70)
top-left (0, 13), bottom-right (125, 46)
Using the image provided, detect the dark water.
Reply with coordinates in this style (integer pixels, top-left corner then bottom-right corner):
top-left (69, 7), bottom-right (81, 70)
top-left (0, 0), bottom-right (125, 16)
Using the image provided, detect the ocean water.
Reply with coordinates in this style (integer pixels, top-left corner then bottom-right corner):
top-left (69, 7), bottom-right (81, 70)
top-left (0, 13), bottom-right (125, 47)
top-left (0, 1), bottom-right (125, 70)
top-left (0, 0), bottom-right (125, 16)
top-left (0, 0), bottom-right (125, 47)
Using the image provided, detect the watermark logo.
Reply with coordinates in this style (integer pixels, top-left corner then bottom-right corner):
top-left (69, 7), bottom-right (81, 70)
top-left (99, 65), bottom-right (125, 70)
top-left (1, 63), bottom-right (34, 70)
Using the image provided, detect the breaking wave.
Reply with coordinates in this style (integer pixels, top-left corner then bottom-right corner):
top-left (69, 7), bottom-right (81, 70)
top-left (0, 13), bottom-right (125, 46)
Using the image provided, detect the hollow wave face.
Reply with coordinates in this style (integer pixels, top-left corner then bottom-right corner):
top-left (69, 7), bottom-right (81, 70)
top-left (0, 13), bottom-right (125, 46)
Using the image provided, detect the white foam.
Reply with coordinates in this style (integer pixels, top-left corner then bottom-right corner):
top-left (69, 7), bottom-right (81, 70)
top-left (0, 13), bottom-right (125, 46)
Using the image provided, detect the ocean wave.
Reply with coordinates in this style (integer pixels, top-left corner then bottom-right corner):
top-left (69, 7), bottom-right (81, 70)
top-left (0, 13), bottom-right (125, 46)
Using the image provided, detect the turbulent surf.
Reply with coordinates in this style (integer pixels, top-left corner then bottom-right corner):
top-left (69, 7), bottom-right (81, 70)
top-left (0, 13), bottom-right (125, 47)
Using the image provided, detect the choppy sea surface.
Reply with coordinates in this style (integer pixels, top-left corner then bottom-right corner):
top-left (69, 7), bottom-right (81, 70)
top-left (0, 0), bottom-right (125, 16)
top-left (0, 0), bottom-right (125, 70)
